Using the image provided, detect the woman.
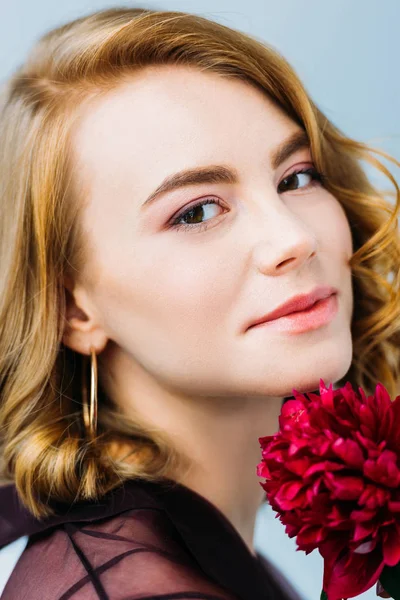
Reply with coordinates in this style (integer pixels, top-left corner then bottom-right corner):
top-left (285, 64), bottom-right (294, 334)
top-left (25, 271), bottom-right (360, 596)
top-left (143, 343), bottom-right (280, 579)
top-left (0, 7), bottom-right (399, 600)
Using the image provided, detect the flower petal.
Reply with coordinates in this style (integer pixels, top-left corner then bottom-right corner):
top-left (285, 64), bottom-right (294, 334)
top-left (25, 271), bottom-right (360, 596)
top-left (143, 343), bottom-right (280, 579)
top-left (331, 437), bottom-right (365, 469)
top-left (325, 472), bottom-right (364, 500)
top-left (326, 547), bottom-right (384, 599)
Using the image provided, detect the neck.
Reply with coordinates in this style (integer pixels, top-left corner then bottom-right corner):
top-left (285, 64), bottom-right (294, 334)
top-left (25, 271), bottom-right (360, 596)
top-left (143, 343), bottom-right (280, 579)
top-left (167, 395), bottom-right (283, 555)
top-left (100, 349), bottom-right (284, 556)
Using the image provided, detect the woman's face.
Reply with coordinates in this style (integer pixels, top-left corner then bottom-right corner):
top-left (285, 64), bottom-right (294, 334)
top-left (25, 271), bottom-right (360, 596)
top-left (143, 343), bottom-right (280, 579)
top-left (68, 65), bottom-right (354, 399)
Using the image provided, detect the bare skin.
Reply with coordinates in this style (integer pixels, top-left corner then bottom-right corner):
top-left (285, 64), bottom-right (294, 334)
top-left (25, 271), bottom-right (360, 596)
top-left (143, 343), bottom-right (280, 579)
top-left (63, 65), bottom-right (354, 555)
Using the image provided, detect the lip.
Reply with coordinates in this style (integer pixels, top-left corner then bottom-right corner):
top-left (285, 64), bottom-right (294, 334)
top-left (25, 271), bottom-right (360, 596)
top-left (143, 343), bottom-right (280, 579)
top-left (246, 285), bottom-right (338, 331)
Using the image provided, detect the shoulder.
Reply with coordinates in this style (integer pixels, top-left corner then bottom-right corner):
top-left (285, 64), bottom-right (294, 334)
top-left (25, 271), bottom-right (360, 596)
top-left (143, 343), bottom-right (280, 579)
top-left (2, 506), bottom-right (239, 599)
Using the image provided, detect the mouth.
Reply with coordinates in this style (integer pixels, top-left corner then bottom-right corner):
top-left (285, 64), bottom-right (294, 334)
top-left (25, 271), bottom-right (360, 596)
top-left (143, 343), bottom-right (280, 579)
top-left (248, 293), bottom-right (338, 334)
top-left (246, 286), bottom-right (338, 332)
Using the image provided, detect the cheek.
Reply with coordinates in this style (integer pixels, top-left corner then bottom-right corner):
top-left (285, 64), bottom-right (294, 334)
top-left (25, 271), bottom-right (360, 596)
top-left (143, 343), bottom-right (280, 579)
top-left (309, 192), bottom-right (354, 259)
top-left (91, 237), bottom-right (238, 388)
top-left (92, 235), bottom-right (230, 348)
top-left (314, 193), bottom-right (354, 314)
top-left (336, 201), bottom-right (354, 261)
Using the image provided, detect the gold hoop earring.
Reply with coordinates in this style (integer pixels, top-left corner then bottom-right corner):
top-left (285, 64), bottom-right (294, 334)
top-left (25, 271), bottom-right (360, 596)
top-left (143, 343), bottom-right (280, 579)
top-left (82, 345), bottom-right (98, 438)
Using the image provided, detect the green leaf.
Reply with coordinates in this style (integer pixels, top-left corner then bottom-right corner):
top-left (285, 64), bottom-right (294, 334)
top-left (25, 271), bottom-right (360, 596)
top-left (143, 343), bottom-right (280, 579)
top-left (320, 590), bottom-right (328, 600)
top-left (379, 563), bottom-right (400, 599)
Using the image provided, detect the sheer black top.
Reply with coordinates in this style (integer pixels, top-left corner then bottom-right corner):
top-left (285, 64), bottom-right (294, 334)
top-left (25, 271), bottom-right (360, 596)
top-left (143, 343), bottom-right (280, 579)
top-left (0, 477), bottom-right (303, 599)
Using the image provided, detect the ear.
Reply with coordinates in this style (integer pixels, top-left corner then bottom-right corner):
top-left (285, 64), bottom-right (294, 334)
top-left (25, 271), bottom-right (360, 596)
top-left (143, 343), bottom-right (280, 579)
top-left (62, 275), bottom-right (108, 355)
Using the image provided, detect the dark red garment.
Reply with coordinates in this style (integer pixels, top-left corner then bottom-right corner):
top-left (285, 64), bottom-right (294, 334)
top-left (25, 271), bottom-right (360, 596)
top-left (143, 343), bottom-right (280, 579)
top-left (0, 477), bottom-right (303, 599)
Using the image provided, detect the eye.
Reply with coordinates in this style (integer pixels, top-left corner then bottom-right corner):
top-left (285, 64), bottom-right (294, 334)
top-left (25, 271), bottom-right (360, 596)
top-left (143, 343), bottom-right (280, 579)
top-left (277, 166), bottom-right (325, 193)
top-left (169, 166), bottom-right (326, 233)
top-left (170, 197), bottom-right (225, 233)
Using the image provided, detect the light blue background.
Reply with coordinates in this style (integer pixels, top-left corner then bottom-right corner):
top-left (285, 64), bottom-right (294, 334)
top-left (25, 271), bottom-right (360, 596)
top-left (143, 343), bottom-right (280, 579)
top-left (1, 2), bottom-right (399, 599)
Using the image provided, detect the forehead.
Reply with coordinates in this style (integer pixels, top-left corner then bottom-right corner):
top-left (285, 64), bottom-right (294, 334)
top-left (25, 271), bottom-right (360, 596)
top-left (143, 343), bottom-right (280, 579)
top-left (70, 66), bottom-right (294, 194)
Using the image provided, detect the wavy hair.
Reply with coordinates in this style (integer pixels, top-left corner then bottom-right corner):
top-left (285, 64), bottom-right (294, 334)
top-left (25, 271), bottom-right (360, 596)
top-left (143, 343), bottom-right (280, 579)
top-left (0, 7), bottom-right (399, 518)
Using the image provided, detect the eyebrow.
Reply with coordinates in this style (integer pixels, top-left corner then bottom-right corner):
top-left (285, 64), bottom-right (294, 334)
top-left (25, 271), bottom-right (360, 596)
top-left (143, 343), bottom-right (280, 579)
top-left (141, 128), bottom-right (310, 209)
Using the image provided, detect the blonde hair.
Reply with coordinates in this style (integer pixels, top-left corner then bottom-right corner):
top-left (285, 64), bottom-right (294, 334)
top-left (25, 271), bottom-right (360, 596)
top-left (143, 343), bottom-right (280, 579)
top-left (0, 7), bottom-right (399, 519)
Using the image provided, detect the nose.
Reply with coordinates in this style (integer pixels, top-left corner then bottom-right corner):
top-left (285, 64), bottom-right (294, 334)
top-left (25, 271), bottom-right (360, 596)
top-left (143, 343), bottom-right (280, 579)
top-left (250, 202), bottom-right (318, 276)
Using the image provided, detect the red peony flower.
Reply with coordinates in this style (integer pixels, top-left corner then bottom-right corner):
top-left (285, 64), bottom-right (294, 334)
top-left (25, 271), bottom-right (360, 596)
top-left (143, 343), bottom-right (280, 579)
top-left (257, 379), bottom-right (400, 600)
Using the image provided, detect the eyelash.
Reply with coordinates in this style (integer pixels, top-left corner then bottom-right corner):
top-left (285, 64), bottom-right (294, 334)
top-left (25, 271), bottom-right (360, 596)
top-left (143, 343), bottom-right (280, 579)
top-left (170, 166), bottom-right (326, 233)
